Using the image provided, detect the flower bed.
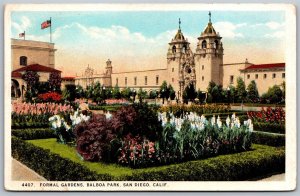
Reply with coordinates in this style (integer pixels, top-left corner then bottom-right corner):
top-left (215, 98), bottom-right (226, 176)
top-left (11, 102), bottom-right (74, 129)
top-left (37, 92), bottom-right (62, 102)
top-left (247, 107), bottom-right (285, 134)
top-left (247, 107), bottom-right (285, 124)
top-left (11, 136), bottom-right (285, 181)
top-left (12, 102), bottom-right (73, 115)
top-left (159, 104), bottom-right (230, 117)
top-left (48, 103), bottom-right (252, 168)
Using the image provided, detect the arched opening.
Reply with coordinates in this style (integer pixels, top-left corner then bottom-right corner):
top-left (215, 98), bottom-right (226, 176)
top-left (172, 45), bottom-right (176, 54)
top-left (214, 40), bottom-right (219, 49)
top-left (182, 45), bottom-right (187, 53)
top-left (202, 40), bottom-right (207, 49)
top-left (11, 79), bottom-right (21, 98)
top-left (20, 56), bottom-right (27, 66)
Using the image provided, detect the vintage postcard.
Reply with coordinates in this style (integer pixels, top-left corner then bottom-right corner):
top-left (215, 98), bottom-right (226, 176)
top-left (4, 3), bottom-right (296, 191)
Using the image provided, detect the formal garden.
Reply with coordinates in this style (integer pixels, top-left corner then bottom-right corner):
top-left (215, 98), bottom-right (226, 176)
top-left (11, 72), bottom-right (285, 181)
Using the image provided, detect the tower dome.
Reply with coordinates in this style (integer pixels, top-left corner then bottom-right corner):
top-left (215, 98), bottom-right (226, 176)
top-left (202, 11), bottom-right (217, 35)
top-left (174, 29), bottom-right (185, 40)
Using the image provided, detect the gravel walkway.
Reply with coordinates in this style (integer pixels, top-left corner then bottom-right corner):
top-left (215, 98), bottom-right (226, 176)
top-left (11, 158), bottom-right (47, 181)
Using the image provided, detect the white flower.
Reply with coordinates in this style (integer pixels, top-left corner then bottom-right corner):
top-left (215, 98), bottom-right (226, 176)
top-left (49, 116), bottom-right (56, 122)
top-left (56, 119), bottom-right (62, 128)
top-left (105, 111), bottom-right (112, 119)
top-left (51, 121), bottom-right (57, 129)
top-left (234, 117), bottom-right (241, 128)
top-left (249, 123), bottom-right (253, 132)
top-left (211, 115), bottom-right (216, 126)
top-left (63, 121), bottom-right (70, 131)
top-left (200, 115), bottom-right (206, 123)
top-left (231, 113), bottom-right (236, 121)
top-left (217, 116), bottom-right (222, 128)
top-left (226, 116), bottom-right (230, 127)
top-left (75, 117), bottom-right (82, 125)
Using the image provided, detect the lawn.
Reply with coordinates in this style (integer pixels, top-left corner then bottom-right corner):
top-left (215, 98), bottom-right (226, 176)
top-left (26, 138), bottom-right (285, 181)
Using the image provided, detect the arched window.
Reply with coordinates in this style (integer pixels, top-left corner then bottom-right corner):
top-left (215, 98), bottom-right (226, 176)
top-left (214, 40), bottom-right (219, 49)
top-left (172, 45), bottom-right (176, 54)
top-left (202, 40), bottom-right (207, 49)
top-left (20, 56), bottom-right (27, 66)
top-left (182, 45), bottom-right (187, 53)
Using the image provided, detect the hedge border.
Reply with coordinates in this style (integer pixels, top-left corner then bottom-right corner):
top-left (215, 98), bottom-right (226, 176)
top-left (11, 128), bottom-right (55, 140)
top-left (253, 122), bottom-right (285, 134)
top-left (12, 136), bottom-right (285, 181)
top-left (251, 131), bottom-right (285, 147)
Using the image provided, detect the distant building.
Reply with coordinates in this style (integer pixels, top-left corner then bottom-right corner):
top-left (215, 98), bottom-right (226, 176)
top-left (75, 13), bottom-right (285, 97)
top-left (11, 12), bottom-right (285, 100)
top-left (11, 39), bottom-right (60, 99)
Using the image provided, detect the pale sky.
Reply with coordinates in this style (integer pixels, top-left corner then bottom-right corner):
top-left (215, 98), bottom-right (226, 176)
top-left (11, 11), bottom-right (286, 77)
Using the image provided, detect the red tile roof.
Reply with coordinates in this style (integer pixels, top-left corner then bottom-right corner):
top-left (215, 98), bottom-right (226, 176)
top-left (244, 63), bottom-right (285, 70)
top-left (62, 76), bottom-right (75, 80)
top-left (11, 72), bottom-right (22, 78)
top-left (13, 64), bottom-right (61, 73)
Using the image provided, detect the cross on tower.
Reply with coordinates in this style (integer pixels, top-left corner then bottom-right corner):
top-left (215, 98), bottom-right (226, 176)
top-left (179, 18), bottom-right (181, 30)
top-left (209, 11), bottom-right (211, 23)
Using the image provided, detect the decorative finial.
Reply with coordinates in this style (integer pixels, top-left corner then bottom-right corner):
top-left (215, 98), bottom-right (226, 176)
top-left (179, 18), bottom-right (181, 30)
top-left (209, 11), bottom-right (211, 23)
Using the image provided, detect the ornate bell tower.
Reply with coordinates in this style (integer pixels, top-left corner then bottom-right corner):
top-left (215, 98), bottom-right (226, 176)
top-left (195, 12), bottom-right (224, 91)
top-left (167, 19), bottom-right (196, 99)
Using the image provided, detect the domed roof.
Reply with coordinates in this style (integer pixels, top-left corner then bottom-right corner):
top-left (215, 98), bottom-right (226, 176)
top-left (174, 29), bottom-right (185, 40)
top-left (203, 22), bottom-right (217, 34)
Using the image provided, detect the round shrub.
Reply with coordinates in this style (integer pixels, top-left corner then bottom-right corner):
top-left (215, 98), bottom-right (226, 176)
top-left (74, 114), bottom-right (117, 162)
top-left (111, 103), bottom-right (163, 141)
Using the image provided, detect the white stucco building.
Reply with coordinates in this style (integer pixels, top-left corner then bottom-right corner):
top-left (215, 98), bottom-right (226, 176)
top-left (75, 13), bottom-right (285, 97)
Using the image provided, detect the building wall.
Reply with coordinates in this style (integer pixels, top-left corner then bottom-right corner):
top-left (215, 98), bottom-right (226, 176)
top-left (11, 39), bottom-right (56, 70)
top-left (61, 80), bottom-right (75, 89)
top-left (167, 58), bottom-right (180, 93)
top-left (75, 75), bottom-right (108, 88)
top-left (111, 69), bottom-right (168, 91)
top-left (222, 63), bottom-right (248, 88)
top-left (243, 69), bottom-right (285, 95)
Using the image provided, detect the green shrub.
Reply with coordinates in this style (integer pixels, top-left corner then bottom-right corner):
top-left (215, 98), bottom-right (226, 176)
top-left (129, 144), bottom-right (285, 181)
top-left (253, 122), bottom-right (285, 134)
top-left (11, 128), bottom-right (55, 140)
top-left (251, 131), bottom-right (285, 147)
top-left (11, 137), bottom-right (112, 181)
top-left (88, 104), bottom-right (122, 111)
top-left (14, 137), bottom-right (285, 181)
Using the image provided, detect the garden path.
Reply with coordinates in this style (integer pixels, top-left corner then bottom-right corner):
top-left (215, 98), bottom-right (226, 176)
top-left (11, 158), bottom-right (47, 181)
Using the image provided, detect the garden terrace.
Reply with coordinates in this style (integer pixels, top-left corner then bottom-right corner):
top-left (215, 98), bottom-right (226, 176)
top-left (11, 130), bottom-right (285, 181)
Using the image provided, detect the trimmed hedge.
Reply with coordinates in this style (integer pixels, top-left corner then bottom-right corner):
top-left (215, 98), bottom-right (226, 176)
top-left (11, 128), bottom-right (55, 140)
top-left (253, 122), bottom-right (285, 134)
top-left (251, 131), bottom-right (285, 147)
top-left (88, 104), bottom-right (122, 111)
top-left (11, 122), bottom-right (49, 129)
top-left (12, 136), bottom-right (285, 181)
top-left (11, 137), bottom-right (112, 181)
top-left (130, 145), bottom-right (285, 181)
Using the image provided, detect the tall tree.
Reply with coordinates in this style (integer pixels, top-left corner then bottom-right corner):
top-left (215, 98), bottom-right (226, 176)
top-left (48, 72), bottom-right (62, 92)
top-left (236, 77), bottom-right (247, 103)
top-left (159, 81), bottom-right (168, 104)
top-left (121, 87), bottom-right (132, 100)
top-left (137, 88), bottom-right (147, 103)
top-left (22, 70), bottom-right (40, 92)
top-left (246, 80), bottom-right (259, 103)
top-left (112, 85), bottom-right (121, 99)
top-left (183, 83), bottom-right (197, 103)
top-left (168, 84), bottom-right (176, 100)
